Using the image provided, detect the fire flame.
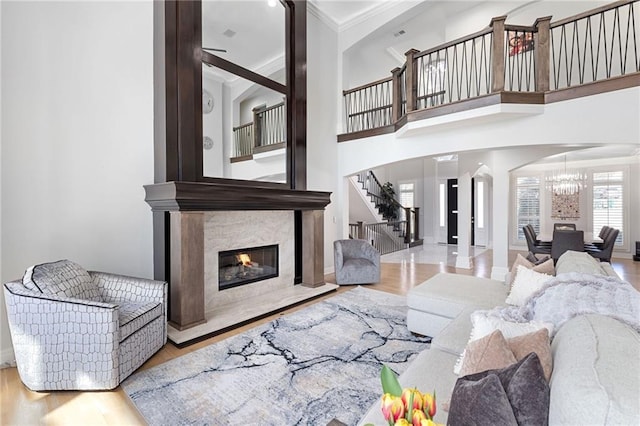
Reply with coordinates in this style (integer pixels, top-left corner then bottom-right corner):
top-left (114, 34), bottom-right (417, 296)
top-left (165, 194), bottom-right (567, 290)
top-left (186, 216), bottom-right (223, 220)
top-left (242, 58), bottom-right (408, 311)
top-left (237, 253), bottom-right (252, 266)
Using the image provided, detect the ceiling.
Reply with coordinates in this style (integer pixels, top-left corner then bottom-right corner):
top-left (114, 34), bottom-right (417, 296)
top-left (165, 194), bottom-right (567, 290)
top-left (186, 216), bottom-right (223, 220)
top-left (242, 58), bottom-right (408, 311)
top-left (202, 0), bottom-right (397, 80)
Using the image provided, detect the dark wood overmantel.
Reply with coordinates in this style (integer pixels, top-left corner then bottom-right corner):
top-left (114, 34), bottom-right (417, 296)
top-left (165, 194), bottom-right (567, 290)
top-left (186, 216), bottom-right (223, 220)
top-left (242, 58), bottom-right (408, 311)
top-left (144, 181), bottom-right (331, 212)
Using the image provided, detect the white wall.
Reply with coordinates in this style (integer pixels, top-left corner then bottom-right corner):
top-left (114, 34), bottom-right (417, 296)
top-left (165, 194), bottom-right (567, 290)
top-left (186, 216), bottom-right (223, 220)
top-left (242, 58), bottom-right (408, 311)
top-left (203, 74), bottom-right (224, 177)
top-left (306, 11), bottom-right (340, 273)
top-left (0, 1), bottom-right (154, 363)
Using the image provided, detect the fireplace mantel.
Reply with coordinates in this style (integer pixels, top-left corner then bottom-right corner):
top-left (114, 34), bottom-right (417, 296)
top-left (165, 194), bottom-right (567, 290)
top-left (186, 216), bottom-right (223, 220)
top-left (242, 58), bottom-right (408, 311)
top-left (144, 181), bottom-right (331, 212)
top-left (144, 181), bottom-right (332, 343)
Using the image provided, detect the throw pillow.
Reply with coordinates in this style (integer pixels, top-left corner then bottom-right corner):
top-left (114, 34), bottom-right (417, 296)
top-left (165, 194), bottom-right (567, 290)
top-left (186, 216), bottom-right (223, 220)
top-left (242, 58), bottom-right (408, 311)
top-left (507, 254), bottom-right (555, 288)
top-left (505, 265), bottom-right (553, 306)
top-left (22, 260), bottom-right (102, 302)
top-left (507, 329), bottom-right (553, 382)
top-left (448, 372), bottom-right (518, 426)
top-left (454, 310), bottom-right (554, 374)
top-left (459, 330), bottom-right (517, 377)
top-left (526, 252), bottom-right (551, 265)
top-left (449, 353), bottom-right (550, 426)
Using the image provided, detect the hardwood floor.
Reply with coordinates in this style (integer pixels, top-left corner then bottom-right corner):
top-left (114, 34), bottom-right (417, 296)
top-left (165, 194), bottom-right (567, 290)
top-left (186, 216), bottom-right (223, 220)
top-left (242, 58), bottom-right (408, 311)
top-left (1, 250), bottom-right (638, 425)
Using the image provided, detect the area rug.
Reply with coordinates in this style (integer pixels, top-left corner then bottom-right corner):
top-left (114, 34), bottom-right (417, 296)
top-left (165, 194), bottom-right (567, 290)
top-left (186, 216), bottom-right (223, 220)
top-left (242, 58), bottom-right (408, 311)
top-left (122, 286), bottom-right (431, 426)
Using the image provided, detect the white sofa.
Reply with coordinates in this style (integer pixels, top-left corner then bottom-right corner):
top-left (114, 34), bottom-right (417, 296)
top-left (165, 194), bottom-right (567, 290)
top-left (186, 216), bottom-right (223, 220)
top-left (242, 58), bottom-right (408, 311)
top-left (359, 256), bottom-right (639, 425)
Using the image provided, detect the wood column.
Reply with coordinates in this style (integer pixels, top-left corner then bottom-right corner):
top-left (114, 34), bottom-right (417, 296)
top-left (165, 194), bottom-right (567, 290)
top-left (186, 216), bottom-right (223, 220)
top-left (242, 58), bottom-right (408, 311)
top-left (490, 16), bottom-right (507, 93)
top-left (404, 49), bottom-right (420, 112)
top-left (391, 67), bottom-right (403, 121)
top-left (169, 212), bottom-right (205, 330)
top-left (301, 210), bottom-right (325, 288)
top-left (534, 16), bottom-right (552, 92)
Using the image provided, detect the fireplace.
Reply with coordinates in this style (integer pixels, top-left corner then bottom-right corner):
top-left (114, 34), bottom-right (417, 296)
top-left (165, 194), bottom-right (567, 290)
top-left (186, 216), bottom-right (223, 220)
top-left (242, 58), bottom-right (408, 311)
top-left (219, 244), bottom-right (279, 290)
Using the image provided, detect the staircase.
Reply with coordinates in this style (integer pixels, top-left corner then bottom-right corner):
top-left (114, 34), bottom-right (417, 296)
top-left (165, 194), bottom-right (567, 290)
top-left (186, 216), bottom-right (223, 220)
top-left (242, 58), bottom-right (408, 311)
top-left (349, 171), bottom-right (423, 255)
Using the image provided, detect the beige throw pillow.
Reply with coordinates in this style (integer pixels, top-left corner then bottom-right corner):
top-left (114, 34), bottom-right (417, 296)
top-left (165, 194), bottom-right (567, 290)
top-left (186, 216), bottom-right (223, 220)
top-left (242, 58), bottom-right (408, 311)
top-left (459, 330), bottom-right (517, 377)
top-left (508, 328), bottom-right (553, 382)
top-left (508, 254), bottom-right (555, 288)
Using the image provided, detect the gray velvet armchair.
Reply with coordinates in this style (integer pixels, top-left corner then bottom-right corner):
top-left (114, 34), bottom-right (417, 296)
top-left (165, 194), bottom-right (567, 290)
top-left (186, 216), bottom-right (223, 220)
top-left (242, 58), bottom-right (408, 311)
top-left (333, 239), bottom-right (380, 285)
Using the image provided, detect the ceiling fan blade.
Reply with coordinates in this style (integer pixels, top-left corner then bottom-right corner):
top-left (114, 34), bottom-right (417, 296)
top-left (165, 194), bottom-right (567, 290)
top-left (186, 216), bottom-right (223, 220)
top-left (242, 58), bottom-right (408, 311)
top-left (203, 47), bottom-right (227, 53)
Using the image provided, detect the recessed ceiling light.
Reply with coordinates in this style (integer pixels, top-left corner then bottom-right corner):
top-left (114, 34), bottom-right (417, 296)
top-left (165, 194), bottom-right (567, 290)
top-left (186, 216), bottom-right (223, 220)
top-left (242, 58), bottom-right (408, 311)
top-left (267, 0), bottom-right (277, 7)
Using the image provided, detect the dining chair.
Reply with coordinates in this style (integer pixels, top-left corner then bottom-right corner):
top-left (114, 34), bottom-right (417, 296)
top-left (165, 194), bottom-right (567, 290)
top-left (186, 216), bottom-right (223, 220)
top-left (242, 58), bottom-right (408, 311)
top-left (524, 225), bottom-right (551, 255)
top-left (551, 230), bottom-right (584, 263)
top-left (586, 228), bottom-right (619, 262)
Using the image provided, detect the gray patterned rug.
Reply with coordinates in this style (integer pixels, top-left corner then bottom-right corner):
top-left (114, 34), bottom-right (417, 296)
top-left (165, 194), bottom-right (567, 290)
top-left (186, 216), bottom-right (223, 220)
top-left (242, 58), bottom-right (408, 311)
top-left (122, 286), bottom-right (431, 426)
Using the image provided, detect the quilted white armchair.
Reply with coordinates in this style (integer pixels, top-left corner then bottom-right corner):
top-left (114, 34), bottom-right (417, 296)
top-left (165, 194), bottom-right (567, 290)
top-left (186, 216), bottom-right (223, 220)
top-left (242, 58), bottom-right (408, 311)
top-left (3, 260), bottom-right (167, 391)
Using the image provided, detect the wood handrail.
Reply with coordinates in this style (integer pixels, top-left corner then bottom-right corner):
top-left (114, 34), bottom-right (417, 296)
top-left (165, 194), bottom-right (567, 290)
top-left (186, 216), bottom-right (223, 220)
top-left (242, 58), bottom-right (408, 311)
top-left (343, 76), bottom-right (393, 95)
top-left (233, 122), bottom-right (253, 132)
top-left (415, 26), bottom-right (493, 59)
top-left (255, 101), bottom-right (285, 115)
top-left (504, 24), bottom-right (537, 32)
top-left (550, 0), bottom-right (636, 28)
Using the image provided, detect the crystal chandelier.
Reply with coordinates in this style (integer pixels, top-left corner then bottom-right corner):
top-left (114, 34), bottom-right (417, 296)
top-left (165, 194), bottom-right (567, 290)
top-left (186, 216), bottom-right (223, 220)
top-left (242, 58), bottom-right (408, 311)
top-left (545, 155), bottom-right (586, 195)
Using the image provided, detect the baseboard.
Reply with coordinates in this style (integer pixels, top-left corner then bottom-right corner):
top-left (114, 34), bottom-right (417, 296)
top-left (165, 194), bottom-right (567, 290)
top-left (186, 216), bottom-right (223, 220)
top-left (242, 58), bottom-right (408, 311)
top-left (324, 266), bottom-right (335, 275)
top-left (0, 347), bottom-right (15, 368)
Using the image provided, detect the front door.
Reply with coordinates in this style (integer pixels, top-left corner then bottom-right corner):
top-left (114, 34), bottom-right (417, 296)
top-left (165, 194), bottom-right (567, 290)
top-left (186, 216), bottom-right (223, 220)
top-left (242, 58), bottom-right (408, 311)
top-left (447, 179), bottom-right (458, 244)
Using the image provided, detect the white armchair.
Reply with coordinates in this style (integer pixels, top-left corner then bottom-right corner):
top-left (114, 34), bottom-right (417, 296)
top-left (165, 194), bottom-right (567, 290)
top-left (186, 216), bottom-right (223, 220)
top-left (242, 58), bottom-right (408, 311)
top-left (3, 260), bottom-right (167, 391)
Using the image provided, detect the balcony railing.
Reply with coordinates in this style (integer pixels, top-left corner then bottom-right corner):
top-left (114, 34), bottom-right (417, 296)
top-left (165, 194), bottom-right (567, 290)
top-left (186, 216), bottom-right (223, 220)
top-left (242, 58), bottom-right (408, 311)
top-left (232, 100), bottom-right (286, 160)
top-left (341, 0), bottom-right (639, 137)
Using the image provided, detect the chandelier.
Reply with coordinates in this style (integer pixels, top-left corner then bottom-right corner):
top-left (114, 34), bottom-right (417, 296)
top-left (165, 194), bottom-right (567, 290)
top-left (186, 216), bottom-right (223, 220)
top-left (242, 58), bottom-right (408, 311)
top-left (545, 155), bottom-right (586, 195)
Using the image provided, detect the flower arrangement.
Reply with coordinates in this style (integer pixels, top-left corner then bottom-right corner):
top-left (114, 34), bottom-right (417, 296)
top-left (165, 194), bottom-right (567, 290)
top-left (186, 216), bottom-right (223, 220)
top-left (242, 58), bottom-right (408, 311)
top-left (378, 365), bottom-right (443, 426)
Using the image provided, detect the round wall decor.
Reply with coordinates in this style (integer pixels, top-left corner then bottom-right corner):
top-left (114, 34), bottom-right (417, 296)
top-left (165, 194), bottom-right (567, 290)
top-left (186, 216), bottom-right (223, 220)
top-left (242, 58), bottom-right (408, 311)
top-left (203, 136), bottom-right (214, 150)
top-left (203, 90), bottom-right (214, 114)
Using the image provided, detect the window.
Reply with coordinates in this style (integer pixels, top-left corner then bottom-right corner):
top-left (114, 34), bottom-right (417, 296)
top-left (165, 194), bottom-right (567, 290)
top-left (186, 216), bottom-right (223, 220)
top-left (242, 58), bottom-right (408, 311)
top-left (515, 176), bottom-right (540, 240)
top-left (399, 183), bottom-right (415, 208)
top-left (592, 171), bottom-right (624, 245)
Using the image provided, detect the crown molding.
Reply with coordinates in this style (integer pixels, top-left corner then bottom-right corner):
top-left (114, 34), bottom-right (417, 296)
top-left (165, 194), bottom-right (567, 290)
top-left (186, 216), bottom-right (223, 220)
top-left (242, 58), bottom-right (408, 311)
top-left (307, 1), bottom-right (339, 32)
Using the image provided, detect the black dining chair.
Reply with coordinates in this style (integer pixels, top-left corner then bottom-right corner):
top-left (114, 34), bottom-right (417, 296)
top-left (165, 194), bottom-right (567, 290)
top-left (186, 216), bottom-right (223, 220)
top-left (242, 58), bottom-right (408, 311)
top-left (586, 228), bottom-right (619, 262)
top-left (585, 226), bottom-right (610, 251)
top-left (524, 225), bottom-right (551, 255)
top-left (552, 229), bottom-right (584, 263)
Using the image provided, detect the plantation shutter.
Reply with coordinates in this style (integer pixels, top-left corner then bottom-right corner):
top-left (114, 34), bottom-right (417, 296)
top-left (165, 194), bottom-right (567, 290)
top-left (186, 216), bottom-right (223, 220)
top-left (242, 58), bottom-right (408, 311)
top-left (592, 171), bottom-right (624, 245)
top-left (516, 176), bottom-right (540, 240)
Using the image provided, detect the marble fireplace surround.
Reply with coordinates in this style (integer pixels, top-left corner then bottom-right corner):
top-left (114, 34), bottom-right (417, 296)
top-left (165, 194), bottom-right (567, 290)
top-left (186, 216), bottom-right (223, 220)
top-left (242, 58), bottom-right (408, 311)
top-left (144, 181), bottom-right (336, 346)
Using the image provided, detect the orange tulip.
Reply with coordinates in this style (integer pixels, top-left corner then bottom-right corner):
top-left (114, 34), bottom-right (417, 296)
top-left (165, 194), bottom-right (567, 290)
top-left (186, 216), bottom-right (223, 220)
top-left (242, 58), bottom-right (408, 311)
top-left (381, 393), bottom-right (405, 424)
top-left (402, 387), bottom-right (424, 412)
top-left (423, 392), bottom-right (436, 419)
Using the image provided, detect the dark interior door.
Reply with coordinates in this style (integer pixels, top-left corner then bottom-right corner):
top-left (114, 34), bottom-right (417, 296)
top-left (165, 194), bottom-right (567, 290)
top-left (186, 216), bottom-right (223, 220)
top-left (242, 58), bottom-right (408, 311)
top-left (471, 177), bottom-right (475, 246)
top-left (447, 179), bottom-right (458, 244)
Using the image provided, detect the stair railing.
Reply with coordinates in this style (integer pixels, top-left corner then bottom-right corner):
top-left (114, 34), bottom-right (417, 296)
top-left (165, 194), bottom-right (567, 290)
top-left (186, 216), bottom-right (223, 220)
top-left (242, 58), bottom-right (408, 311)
top-left (342, 0), bottom-right (639, 134)
top-left (354, 170), bottom-right (421, 249)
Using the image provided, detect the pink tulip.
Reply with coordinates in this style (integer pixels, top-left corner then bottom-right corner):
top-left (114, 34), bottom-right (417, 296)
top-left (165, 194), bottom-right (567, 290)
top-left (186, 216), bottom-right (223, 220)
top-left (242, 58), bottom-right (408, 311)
top-left (423, 392), bottom-right (436, 419)
top-left (381, 393), bottom-right (405, 424)
top-left (402, 388), bottom-right (424, 413)
top-left (411, 408), bottom-right (427, 426)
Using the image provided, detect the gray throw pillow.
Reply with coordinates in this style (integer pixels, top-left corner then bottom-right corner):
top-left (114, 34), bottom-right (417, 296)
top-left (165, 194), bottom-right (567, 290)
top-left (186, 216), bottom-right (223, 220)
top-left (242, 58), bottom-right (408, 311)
top-left (448, 353), bottom-right (550, 426)
top-left (23, 259), bottom-right (102, 302)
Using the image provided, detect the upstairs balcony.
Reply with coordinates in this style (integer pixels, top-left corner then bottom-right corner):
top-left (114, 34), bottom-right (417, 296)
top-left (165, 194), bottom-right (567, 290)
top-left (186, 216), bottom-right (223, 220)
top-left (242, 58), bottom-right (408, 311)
top-left (339, 0), bottom-right (640, 142)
